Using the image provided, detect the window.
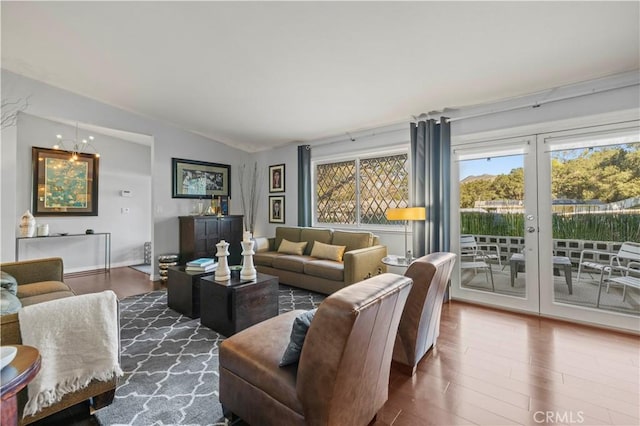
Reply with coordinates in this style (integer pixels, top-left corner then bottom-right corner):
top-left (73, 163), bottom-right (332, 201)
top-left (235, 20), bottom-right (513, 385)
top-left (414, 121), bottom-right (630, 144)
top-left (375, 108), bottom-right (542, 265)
top-left (315, 152), bottom-right (409, 225)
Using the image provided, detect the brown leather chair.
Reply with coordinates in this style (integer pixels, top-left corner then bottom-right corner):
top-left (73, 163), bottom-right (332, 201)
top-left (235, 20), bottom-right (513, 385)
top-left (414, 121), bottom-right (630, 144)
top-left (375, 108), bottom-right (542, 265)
top-left (219, 273), bottom-right (412, 426)
top-left (392, 252), bottom-right (457, 376)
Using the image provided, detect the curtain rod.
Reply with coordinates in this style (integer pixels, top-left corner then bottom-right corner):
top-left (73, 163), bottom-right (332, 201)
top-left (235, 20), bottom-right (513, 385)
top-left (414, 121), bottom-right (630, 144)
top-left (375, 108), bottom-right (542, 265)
top-left (418, 81), bottom-right (639, 124)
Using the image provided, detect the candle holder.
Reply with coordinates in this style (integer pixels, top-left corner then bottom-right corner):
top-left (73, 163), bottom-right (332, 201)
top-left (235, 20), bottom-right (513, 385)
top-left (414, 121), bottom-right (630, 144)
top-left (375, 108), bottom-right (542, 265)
top-left (215, 240), bottom-right (231, 281)
top-left (240, 239), bottom-right (257, 281)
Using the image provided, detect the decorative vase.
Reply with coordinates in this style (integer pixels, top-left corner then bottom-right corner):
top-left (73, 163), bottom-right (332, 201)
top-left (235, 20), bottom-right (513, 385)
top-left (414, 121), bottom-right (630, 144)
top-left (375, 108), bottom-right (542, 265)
top-left (215, 240), bottom-right (231, 281)
top-left (240, 239), bottom-right (257, 281)
top-left (19, 210), bottom-right (36, 237)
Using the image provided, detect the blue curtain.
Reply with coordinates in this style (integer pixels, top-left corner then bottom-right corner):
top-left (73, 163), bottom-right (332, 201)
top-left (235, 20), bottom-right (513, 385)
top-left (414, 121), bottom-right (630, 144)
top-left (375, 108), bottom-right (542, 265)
top-left (297, 145), bottom-right (312, 226)
top-left (410, 118), bottom-right (451, 256)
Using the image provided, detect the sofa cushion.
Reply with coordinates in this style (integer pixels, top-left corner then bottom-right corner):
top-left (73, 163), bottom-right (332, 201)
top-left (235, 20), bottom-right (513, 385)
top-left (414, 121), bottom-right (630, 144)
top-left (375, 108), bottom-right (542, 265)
top-left (16, 281), bottom-right (71, 299)
top-left (20, 291), bottom-right (76, 307)
top-left (254, 251), bottom-right (282, 267)
top-left (272, 255), bottom-right (315, 273)
top-left (278, 239), bottom-right (308, 256)
top-left (0, 271), bottom-right (18, 295)
top-left (275, 227), bottom-right (302, 250)
top-left (280, 309), bottom-right (317, 366)
top-left (0, 288), bottom-right (22, 314)
top-left (331, 230), bottom-right (373, 252)
top-left (310, 241), bottom-right (346, 262)
top-left (304, 260), bottom-right (344, 282)
top-left (300, 228), bottom-right (333, 255)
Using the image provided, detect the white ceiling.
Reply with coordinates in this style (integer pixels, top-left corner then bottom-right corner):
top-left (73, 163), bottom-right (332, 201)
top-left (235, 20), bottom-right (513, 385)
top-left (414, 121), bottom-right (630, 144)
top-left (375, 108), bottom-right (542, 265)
top-left (2, 2), bottom-right (639, 152)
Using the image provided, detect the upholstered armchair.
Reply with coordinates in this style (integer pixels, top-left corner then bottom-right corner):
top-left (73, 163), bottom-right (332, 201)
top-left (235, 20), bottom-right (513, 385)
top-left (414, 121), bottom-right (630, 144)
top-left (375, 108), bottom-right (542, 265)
top-left (219, 273), bottom-right (413, 426)
top-left (0, 258), bottom-right (119, 425)
top-left (392, 252), bottom-right (457, 376)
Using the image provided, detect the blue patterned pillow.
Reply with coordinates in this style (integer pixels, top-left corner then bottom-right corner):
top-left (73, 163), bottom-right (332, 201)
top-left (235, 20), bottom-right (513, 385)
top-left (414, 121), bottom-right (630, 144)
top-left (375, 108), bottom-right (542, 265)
top-left (0, 271), bottom-right (18, 295)
top-left (279, 309), bottom-right (317, 367)
top-left (0, 288), bottom-right (21, 314)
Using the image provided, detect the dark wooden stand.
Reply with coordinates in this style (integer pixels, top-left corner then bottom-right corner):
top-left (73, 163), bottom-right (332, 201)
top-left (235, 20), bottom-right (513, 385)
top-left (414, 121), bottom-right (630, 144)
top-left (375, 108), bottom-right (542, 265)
top-left (178, 215), bottom-right (243, 265)
top-left (167, 266), bottom-right (215, 318)
top-left (200, 273), bottom-right (279, 336)
top-left (1, 345), bottom-right (41, 426)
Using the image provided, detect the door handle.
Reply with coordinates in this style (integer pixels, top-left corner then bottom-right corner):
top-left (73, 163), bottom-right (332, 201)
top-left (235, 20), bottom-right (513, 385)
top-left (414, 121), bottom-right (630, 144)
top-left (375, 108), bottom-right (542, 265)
top-left (526, 226), bottom-right (536, 233)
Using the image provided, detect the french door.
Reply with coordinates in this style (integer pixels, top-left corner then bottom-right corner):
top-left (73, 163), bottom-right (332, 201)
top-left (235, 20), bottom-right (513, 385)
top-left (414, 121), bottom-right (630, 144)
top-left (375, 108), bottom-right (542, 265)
top-left (451, 121), bottom-right (640, 332)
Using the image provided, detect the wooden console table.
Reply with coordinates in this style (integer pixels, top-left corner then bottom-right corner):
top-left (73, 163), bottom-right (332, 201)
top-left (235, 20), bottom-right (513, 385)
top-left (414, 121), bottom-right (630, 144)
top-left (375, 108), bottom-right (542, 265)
top-left (15, 232), bottom-right (111, 274)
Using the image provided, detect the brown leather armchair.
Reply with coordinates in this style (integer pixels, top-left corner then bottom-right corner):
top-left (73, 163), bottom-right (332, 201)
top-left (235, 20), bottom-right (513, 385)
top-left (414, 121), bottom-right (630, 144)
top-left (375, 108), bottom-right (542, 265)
top-left (392, 252), bottom-right (457, 376)
top-left (219, 273), bottom-right (413, 426)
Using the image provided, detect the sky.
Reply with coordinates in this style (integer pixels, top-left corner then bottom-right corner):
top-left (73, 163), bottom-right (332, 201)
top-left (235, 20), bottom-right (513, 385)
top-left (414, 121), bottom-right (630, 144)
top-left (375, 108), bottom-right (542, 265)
top-left (459, 155), bottom-right (522, 180)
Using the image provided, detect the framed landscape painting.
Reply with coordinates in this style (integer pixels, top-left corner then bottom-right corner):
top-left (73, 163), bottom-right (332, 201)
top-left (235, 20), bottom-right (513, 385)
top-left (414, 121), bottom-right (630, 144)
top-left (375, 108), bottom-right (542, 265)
top-left (172, 158), bottom-right (231, 199)
top-left (32, 147), bottom-right (99, 216)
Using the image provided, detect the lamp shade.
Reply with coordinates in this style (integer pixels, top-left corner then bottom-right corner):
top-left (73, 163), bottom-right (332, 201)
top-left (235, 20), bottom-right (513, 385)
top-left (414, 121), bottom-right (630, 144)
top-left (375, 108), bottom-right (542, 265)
top-left (386, 207), bottom-right (426, 221)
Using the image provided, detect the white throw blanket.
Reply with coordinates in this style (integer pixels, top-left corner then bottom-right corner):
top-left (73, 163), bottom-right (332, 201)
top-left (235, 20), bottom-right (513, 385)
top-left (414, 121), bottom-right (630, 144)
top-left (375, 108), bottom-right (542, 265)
top-left (18, 290), bottom-right (123, 418)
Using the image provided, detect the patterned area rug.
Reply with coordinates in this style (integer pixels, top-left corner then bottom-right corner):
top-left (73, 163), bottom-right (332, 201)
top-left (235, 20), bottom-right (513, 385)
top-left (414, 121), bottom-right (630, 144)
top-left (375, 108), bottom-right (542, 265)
top-left (95, 285), bottom-right (325, 426)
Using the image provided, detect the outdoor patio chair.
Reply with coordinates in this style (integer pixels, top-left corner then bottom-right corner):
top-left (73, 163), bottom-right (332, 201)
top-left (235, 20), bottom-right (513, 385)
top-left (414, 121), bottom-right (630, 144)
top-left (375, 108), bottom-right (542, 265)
top-left (460, 235), bottom-right (495, 291)
top-left (576, 241), bottom-right (640, 288)
top-left (596, 261), bottom-right (640, 308)
top-left (460, 235), bottom-right (502, 267)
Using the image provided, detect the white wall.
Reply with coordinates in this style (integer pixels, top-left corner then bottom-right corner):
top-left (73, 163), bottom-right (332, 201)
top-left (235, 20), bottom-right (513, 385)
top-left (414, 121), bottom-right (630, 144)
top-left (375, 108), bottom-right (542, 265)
top-left (14, 113), bottom-right (152, 272)
top-left (1, 70), bottom-right (251, 279)
top-left (451, 72), bottom-right (640, 140)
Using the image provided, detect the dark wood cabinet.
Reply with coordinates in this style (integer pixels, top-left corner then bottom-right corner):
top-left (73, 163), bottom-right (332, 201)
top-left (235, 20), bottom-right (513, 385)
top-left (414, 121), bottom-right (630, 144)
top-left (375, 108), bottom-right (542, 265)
top-left (179, 215), bottom-right (243, 265)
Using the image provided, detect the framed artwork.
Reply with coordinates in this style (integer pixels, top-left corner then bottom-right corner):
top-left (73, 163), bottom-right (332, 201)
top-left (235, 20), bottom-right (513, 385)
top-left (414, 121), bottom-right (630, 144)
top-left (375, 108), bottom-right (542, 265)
top-left (269, 164), bottom-right (285, 193)
top-left (269, 196), bottom-right (285, 223)
top-left (32, 147), bottom-right (99, 216)
top-left (172, 158), bottom-right (230, 199)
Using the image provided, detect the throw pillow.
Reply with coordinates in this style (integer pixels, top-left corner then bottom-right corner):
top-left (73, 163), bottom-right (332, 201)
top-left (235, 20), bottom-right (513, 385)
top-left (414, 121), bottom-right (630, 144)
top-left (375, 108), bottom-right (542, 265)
top-left (310, 241), bottom-right (347, 262)
top-left (0, 271), bottom-right (18, 295)
top-left (279, 308), bottom-right (317, 367)
top-left (0, 287), bottom-right (22, 314)
top-left (278, 239), bottom-right (308, 256)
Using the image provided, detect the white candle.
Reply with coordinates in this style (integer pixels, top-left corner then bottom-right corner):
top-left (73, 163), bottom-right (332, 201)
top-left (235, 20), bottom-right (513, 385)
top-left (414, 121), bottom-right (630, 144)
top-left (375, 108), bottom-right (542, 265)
top-left (243, 231), bottom-right (252, 242)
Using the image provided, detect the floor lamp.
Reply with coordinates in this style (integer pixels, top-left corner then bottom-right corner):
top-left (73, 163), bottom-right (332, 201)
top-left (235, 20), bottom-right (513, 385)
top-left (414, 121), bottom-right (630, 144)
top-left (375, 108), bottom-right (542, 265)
top-left (386, 207), bottom-right (426, 262)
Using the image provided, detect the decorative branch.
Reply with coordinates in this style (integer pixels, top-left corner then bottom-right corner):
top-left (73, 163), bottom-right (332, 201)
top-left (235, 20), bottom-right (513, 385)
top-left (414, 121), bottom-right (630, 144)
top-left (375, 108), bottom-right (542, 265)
top-left (238, 162), bottom-right (263, 233)
top-left (1, 96), bottom-right (30, 128)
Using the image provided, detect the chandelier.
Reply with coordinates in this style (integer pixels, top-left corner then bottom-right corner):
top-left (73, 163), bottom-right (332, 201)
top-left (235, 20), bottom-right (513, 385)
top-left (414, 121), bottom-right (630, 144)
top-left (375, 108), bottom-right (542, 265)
top-left (52, 123), bottom-right (100, 161)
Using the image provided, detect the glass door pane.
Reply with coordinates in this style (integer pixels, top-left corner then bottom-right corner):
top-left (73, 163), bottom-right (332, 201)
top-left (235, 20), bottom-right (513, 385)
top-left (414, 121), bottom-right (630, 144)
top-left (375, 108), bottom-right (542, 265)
top-left (538, 122), bottom-right (640, 331)
top-left (459, 155), bottom-right (526, 296)
top-left (451, 136), bottom-right (539, 313)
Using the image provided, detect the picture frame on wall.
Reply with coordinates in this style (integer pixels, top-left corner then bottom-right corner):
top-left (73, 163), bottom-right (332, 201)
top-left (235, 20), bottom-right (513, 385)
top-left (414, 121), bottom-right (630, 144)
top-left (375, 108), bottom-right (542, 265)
top-left (269, 196), bottom-right (285, 223)
top-left (269, 164), bottom-right (285, 193)
top-left (172, 158), bottom-right (231, 199)
top-left (32, 147), bottom-right (99, 216)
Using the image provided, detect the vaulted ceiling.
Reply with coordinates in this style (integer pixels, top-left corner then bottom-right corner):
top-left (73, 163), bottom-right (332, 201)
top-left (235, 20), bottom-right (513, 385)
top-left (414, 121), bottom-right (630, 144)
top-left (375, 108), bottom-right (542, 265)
top-left (2, 2), bottom-right (638, 152)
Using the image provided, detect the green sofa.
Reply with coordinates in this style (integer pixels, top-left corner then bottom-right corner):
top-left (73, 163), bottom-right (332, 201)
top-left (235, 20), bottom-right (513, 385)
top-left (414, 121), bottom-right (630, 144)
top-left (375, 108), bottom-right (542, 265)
top-left (0, 257), bottom-right (117, 425)
top-left (254, 226), bottom-right (387, 294)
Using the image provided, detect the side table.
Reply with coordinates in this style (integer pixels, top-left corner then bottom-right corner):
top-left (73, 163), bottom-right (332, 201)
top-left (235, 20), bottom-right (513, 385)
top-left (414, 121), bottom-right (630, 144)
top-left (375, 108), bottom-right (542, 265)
top-left (200, 273), bottom-right (279, 336)
top-left (382, 255), bottom-right (412, 268)
top-left (167, 266), bottom-right (215, 319)
top-left (1, 345), bottom-right (41, 426)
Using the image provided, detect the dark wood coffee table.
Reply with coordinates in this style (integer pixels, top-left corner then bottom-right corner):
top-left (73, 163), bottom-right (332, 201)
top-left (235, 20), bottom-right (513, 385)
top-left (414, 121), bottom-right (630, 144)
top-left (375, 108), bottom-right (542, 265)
top-left (167, 266), bottom-right (215, 319)
top-left (199, 273), bottom-right (279, 336)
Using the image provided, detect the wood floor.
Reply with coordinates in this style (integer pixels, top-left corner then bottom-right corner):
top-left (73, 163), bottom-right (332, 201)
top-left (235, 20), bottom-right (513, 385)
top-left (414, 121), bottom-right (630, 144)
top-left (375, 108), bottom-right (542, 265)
top-left (65, 267), bottom-right (639, 426)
